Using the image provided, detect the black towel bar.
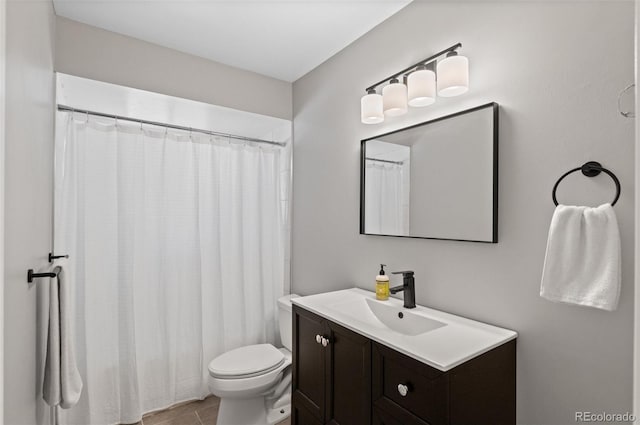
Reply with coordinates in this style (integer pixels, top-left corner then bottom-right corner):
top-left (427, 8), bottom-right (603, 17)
top-left (49, 252), bottom-right (69, 263)
top-left (27, 253), bottom-right (69, 283)
top-left (552, 161), bottom-right (621, 206)
top-left (27, 269), bottom-right (57, 283)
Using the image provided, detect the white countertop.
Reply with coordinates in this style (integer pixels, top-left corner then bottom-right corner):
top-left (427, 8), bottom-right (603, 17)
top-left (292, 288), bottom-right (517, 372)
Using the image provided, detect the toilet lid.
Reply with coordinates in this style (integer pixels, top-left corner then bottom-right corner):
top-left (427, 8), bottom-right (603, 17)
top-left (208, 344), bottom-right (285, 379)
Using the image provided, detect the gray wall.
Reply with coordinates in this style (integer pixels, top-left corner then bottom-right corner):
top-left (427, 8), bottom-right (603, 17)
top-left (291, 2), bottom-right (634, 424)
top-left (5, 0), bottom-right (56, 424)
top-left (635, 0), bottom-right (640, 417)
top-left (55, 16), bottom-right (292, 120)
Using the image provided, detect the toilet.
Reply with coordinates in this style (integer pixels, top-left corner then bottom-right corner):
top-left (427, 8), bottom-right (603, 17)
top-left (208, 294), bottom-right (299, 425)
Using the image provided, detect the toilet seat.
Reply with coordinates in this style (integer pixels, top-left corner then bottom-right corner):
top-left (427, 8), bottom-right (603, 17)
top-left (208, 350), bottom-right (291, 398)
top-left (209, 344), bottom-right (285, 379)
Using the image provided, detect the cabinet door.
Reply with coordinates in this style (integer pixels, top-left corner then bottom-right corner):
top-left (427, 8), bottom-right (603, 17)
top-left (292, 404), bottom-right (324, 425)
top-left (292, 306), bottom-right (326, 423)
top-left (325, 320), bottom-right (371, 425)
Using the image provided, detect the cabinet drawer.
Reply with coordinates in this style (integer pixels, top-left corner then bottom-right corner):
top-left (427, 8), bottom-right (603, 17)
top-left (373, 343), bottom-right (448, 425)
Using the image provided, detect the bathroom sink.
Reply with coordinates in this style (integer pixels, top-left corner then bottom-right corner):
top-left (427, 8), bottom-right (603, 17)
top-left (328, 297), bottom-right (446, 336)
top-left (366, 298), bottom-right (446, 335)
top-left (292, 288), bottom-right (517, 371)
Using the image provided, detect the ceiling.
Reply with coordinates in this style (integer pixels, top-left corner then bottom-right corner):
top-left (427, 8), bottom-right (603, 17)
top-left (52, 0), bottom-right (412, 82)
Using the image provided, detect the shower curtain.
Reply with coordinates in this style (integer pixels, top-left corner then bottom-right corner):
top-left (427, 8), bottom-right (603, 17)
top-left (53, 112), bottom-right (289, 425)
top-left (364, 161), bottom-right (407, 235)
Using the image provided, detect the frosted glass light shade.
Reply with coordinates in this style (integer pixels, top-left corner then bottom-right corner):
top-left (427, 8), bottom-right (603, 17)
top-left (383, 79), bottom-right (408, 116)
top-left (408, 67), bottom-right (436, 107)
top-left (437, 53), bottom-right (469, 97)
top-left (361, 90), bottom-right (384, 124)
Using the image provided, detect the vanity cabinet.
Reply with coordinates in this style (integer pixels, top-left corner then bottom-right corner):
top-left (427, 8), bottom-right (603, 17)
top-left (292, 305), bottom-right (372, 425)
top-left (293, 304), bottom-right (516, 425)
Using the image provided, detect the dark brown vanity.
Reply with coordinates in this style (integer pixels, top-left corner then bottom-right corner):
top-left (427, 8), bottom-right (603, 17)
top-left (292, 304), bottom-right (516, 425)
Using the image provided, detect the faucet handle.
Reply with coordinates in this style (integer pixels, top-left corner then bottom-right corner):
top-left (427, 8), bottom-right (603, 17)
top-left (392, 270), bottom-right (414, 276)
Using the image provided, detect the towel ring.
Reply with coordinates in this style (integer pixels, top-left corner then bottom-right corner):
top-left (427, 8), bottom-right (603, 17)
top-left (552, 161), bottom-right (621, 206)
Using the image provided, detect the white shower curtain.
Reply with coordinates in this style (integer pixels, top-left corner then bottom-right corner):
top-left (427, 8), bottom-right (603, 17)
top-left (364, 161), bottom-right (406, 235)
top-left (53, 112), bottom-right (289, 425)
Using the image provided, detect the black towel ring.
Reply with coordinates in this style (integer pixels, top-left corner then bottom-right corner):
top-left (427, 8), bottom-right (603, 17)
top-left (552, 161), bottom-right (621, 206)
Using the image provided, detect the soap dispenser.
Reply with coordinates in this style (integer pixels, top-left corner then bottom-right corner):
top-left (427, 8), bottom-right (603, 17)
top-left (376, 264), bottom-right (390, 301)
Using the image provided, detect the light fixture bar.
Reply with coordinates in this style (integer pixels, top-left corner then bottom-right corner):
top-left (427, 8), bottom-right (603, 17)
top-left (364, 42), bottom-right (462, 92)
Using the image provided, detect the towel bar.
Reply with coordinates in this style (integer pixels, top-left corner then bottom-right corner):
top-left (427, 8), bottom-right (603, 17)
top-left (49, 252), bottom-right (69, 263)
top-left (552, 161), bottom-right (621, 206)
top-left (27, 269), bottom-right (57, 283)
top-left (28, 253), bottom-right (69, 283)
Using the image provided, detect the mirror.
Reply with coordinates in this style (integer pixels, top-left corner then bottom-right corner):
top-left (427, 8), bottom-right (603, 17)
top-left (360, 102), bottom-right (498, 242)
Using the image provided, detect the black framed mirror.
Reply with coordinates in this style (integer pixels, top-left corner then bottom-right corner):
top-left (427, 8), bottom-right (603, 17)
top-left (360, 102), bottom-right (498, 243)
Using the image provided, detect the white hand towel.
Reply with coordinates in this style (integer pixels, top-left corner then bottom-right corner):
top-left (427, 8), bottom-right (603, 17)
top-left (43, 258), bottom-right (83, 408)
top-left (540, 203), bottom-right (621, 311)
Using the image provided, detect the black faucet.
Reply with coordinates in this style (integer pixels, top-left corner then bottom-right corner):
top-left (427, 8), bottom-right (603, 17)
top-left (390, 271), bottom-right (416, 309)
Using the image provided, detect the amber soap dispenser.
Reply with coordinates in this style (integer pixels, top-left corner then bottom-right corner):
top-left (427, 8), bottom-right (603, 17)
top-left (375, 264), bottom-right (390, 301)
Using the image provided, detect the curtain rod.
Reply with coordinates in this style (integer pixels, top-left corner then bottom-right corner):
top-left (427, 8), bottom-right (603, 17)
top-left (57, 105), bottom-right (286, 147)
top-left (365, 157), bottom-right (404, 165)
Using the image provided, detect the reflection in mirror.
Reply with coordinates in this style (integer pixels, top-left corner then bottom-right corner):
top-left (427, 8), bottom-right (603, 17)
top-left (364, 141), bottom-right (410, 236)
top-left (361, 103), bottom-right (498, 242)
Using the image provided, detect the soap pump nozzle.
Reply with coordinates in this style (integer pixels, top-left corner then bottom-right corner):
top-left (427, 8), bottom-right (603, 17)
top-left (379, 264), bottom-right (386, 275)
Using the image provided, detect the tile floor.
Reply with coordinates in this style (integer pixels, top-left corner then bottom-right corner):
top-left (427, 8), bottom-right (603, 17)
top-left (125, 396), bottom-right (291, 425)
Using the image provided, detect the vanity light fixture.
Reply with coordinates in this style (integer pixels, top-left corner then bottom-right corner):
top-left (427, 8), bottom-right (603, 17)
top-left (408, 63), bottom-right (436, 107)
top-left (361, 88), bottom-right (384, 124)
top-left (437, 51), bottom-right (469, 97)
top-left (361, 42), bottom-right (468, 124)
top-left (382, 78), bottom-right (408, 116)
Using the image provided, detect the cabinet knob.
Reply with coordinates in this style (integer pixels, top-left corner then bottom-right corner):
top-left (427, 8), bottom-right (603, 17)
top-left (397, 383), bottom-right (409, 397)
top-left (321, 337), bottom-right (330, 347)
top-left (315, 334), bottom-right (322, 344)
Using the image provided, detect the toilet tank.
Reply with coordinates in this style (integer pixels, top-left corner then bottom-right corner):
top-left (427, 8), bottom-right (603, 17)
top-left (277, 294), bottom-right (299, 351)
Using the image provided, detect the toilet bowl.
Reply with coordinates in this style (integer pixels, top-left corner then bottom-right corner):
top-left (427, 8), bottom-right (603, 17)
top-left (208, 294), bottom-right (298, 425)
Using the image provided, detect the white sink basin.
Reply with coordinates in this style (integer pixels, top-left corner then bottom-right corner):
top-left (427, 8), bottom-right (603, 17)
top-left (292, 288), bottom-right (517, 371)
top-left (329, 297), bottom-right (446, 336)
